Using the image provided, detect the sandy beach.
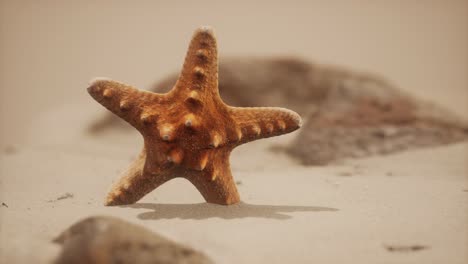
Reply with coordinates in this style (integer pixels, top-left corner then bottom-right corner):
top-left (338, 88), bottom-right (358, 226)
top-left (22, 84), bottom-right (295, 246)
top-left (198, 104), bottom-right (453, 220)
top-left (1, 121), bottom-right (467, 263)
top-left (1, 1), bottom-right (467, 263)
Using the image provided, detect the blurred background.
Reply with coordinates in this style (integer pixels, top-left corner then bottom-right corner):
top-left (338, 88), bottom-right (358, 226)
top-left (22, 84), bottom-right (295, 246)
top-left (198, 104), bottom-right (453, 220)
top-left (0, 0), bottom-right (467, 145)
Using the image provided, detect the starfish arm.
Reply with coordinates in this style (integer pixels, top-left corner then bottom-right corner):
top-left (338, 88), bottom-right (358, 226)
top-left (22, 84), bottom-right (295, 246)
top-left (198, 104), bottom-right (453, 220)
top-left (87, 79), bottom-right (163, 131)
top-left (229, 107), bottom-right (302, 144)
top-left (173, 27), bottom-right (219, 97)
top-left (185, 149), bottom-right (240, 205)
top-left (105, 148), bottom-right (172, 206)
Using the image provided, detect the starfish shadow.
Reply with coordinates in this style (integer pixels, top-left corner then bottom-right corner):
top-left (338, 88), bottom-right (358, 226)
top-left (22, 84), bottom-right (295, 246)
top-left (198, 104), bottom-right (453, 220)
top-left (122, 202), bottom-right (338, 220)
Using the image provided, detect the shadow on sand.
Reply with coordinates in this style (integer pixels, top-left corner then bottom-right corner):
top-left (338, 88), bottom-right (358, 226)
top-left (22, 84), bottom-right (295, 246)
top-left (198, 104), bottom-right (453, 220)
top-left (123, 202), bottom-right (338, 220)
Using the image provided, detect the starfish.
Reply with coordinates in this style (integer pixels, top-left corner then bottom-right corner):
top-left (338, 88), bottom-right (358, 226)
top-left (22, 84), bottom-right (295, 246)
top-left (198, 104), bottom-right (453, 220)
top-left (87, 26), bottom-right (302, 206)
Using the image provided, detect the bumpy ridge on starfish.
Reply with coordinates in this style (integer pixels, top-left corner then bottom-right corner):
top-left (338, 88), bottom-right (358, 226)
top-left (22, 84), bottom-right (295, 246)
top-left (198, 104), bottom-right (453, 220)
top-left (229, 106), bottom-right (302, 143)
top-left (174, 26), bottom-right (219, 97)
top-left (88, 26), bottom-right (302, 206)
top-left (105, 149), bottom-right (159, 206)
top-left (88, 80), bottom-right (163, 132)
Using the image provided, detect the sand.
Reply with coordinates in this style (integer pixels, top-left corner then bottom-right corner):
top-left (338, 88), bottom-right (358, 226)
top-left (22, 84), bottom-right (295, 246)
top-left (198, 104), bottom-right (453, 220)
top-left (1, 1), bottom-right (467, 263)
top-left (1, 113), bottom-right (467, 263)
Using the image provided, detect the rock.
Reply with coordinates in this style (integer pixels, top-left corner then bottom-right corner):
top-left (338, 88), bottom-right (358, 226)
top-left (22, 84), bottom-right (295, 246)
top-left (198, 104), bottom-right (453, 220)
top-left (53, 216), bottom-right (214, 264)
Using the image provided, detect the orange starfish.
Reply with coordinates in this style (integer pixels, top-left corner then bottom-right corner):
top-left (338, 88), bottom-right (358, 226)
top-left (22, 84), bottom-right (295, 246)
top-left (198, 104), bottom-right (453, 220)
top-left (87, 26), bottom-right (302, 206)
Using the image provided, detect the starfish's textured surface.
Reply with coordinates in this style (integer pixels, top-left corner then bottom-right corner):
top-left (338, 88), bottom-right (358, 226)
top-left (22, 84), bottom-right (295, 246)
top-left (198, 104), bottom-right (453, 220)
top-left (88, 27), bottom-right (302, 206)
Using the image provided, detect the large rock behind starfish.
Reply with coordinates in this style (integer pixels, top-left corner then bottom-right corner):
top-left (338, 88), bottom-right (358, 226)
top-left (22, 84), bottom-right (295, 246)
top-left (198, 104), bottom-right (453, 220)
top-left (53, 216), bottom-right (213, 264)
top-left (89, 57), bottom-right (468, 165)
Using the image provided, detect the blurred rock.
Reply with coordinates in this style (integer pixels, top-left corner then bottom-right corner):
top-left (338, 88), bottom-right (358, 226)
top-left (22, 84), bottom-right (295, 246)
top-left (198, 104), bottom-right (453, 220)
top-left (53, 216), bottom-right (214, 264)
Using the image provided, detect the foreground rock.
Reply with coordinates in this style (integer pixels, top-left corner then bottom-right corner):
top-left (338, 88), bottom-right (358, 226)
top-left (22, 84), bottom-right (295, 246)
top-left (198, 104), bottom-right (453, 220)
top-left (88, 57), bottom-right (468, 165)
top-left (53, 216), bottom-right (214, 264)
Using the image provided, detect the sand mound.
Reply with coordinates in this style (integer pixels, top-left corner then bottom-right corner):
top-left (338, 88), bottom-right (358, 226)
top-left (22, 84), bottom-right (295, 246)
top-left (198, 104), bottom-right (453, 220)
top-left (88, 57), bottom-right (468, 165)
top-left (53, 216), bottom-right (213, 264)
